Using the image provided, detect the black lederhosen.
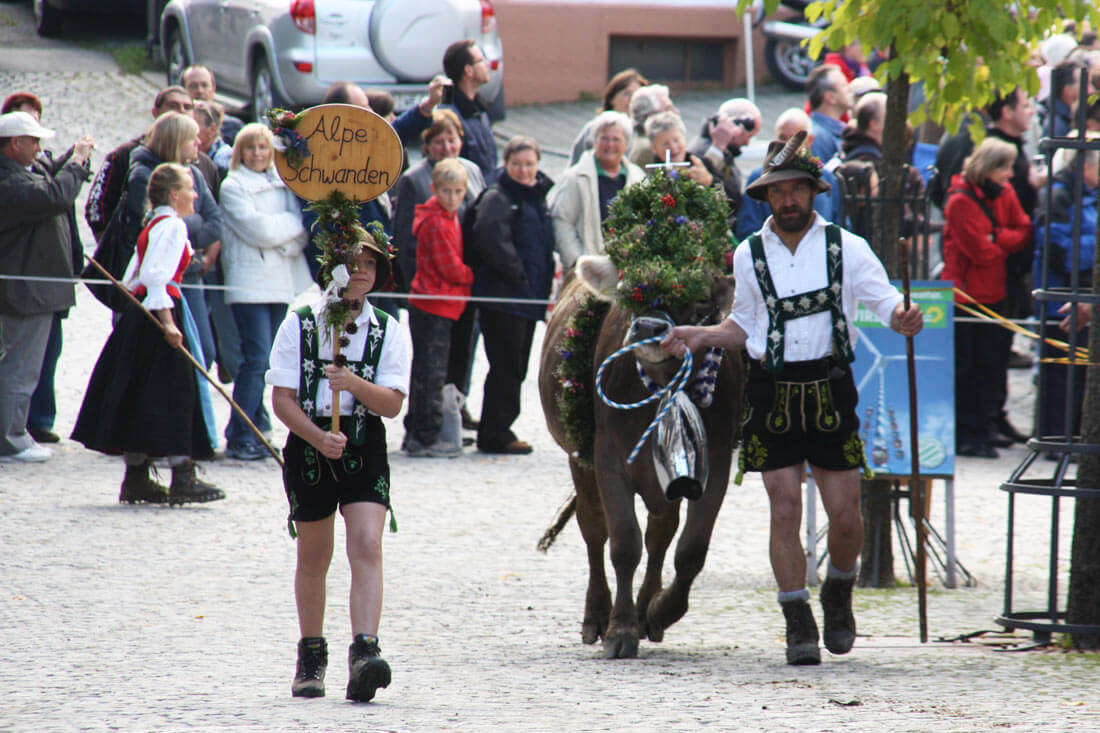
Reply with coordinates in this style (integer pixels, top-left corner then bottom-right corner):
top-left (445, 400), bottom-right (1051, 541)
top-left (737, 355), bottom-right (866, 480)
top-left (283, 414), bottom-right (391, 523)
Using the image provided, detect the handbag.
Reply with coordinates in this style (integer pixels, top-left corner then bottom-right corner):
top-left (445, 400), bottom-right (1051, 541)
top-left (81, 189), bottom-right (140, 312)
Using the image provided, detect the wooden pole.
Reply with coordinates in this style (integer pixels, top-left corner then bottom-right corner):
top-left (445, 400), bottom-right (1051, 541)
top-left (331, 325), bottom-right (342, 434)
top-left (83, 254), bottom-right (284, 467)
top-left (899, 240), bottom-right (928, 642)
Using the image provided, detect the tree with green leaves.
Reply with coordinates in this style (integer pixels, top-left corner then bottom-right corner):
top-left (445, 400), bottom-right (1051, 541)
top-left (740, 0), bottom-right (1100, 645)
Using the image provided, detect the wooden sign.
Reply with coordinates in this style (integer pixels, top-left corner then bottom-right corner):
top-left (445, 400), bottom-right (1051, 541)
top-left (274, 103), bottom-right (403, 203)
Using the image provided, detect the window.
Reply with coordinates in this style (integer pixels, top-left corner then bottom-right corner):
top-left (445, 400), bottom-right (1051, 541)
top-left (609, 36), bottom-right (727, 85)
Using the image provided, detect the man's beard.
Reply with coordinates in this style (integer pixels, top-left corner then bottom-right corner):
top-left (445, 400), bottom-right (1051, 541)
top-left (773, 206), bottom-right (813, 233)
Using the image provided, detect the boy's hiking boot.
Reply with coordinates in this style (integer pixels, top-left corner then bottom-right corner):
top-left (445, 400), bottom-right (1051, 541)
top-left (346, 635), bottom-right (390, 702)
top-left (291, 637), bottom-right (327, 698)
top-left (780, 599), bottom-right (821, 665)
top-left (820, 576), bottom-right (857, 654)
top-left (119, 461), bottom-right (169, 504)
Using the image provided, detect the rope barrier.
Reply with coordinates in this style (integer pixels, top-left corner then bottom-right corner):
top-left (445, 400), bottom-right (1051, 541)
top-left (0, 273), bottom-right (556, 305)
top-left (595, 335), bottom-right (693, 464)
top-left (952, 288), bottom-right (1089, 360)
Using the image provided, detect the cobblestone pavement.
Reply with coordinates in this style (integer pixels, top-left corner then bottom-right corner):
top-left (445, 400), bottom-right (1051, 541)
top-left (2, 69), bottom-right (1099, 731)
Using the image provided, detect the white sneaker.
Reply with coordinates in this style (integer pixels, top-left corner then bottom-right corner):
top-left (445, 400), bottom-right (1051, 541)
top-left (0, 443), bottom-right (53, 463)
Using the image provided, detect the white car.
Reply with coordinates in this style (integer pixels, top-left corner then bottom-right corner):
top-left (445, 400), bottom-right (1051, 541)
top-left (153, 0), bottom-right (504, 120)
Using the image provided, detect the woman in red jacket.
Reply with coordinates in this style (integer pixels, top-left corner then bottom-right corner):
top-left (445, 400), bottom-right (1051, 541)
top-left (941, 138), bottom-right (1032, 457)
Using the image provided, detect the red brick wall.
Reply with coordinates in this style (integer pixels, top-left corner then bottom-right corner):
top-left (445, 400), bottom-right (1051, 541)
top-left (493, 0), bottom-right (767, 105)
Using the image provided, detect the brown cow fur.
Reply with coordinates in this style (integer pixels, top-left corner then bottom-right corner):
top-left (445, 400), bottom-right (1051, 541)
top-left (538, 259), bottom-right (741, 658)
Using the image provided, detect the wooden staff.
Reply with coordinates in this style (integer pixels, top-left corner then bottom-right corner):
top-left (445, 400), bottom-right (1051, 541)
top-left (899, 240), bottom-right (927, 642)
top-left (83, 254), bottom-right (284, 468)
top-left (331, 326), bottom-right (342, 434)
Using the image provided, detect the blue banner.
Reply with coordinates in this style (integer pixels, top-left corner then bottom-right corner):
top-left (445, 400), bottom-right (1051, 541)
top-left (851, 281), bottom-right (955, 478)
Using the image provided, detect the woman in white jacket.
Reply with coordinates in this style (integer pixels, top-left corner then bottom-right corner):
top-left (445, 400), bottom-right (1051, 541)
top-left (220, 123), bottom-right (312, 460)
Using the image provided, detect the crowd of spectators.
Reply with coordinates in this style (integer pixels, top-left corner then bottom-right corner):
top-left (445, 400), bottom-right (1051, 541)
top-left (3, 26), bottom-right (1100, 471)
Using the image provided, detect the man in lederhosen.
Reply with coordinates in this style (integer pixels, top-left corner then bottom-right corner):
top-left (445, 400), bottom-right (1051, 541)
top-left (661, 131), bottom-right (923, 665)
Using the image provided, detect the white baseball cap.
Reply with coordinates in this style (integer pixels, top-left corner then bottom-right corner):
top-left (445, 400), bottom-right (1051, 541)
top-left (0, 111), bottom-right (56, 139)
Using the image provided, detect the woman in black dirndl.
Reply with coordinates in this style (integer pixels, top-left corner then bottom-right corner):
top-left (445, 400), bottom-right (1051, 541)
top-left (72, 162), bottom-right (224, 504)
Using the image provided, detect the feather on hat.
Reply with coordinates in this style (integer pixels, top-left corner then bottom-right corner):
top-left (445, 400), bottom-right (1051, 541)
top-left (744, 130), bottom-right (831, 201)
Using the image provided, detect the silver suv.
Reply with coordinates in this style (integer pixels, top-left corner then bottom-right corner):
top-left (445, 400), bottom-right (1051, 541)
top-left (155, 0), bottom-right (504, 120)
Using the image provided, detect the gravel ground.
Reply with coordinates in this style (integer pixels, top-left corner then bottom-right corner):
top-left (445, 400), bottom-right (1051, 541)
top-left (1, 67), bottom-right (1098, 731)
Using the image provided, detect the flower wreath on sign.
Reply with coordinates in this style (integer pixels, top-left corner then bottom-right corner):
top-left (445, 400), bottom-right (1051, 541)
top-left (553, 169), bottom-right (730, 467)
top-left (266, 107), bottom-right (311, 169)
top-left (308, 192), bottom-right (396, 360)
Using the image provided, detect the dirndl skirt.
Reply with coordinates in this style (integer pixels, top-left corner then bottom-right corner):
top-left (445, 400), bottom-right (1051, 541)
top-left (71, 300), bottom-right (214, 459)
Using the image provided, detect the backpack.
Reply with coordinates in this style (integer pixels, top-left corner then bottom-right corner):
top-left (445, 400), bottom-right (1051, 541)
top-left (460, 184), bottom-right (523, 269)
top-left (81, 187), bottom-right (141, 312)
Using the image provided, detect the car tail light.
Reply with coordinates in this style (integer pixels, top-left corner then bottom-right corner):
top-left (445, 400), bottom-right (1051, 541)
top-left (290, 0), bottom-right (315, 34)
top-left (294, 61), bottom-right (313, 73)
top-left (479, 0), bottom-right (496, 34)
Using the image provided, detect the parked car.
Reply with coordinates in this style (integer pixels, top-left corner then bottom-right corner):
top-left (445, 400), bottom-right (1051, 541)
top-left (150, 0), bottom-right (504, 122)
top-left (32, 0), bottom-right (144, 37)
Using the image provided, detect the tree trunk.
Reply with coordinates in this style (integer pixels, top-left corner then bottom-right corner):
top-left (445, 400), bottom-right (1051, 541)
top-left (858, 69), bottom-right (911, 587)
top-left (1067, 237), bottom-right (1100, 649)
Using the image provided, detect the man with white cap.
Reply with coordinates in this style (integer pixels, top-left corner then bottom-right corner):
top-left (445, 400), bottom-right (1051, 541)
top-left (0, 111), bottom-right (94, 462)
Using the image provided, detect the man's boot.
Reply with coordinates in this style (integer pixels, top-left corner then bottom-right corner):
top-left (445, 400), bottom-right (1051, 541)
top-left (291, 637), bottom-right (327, 698)
top-left (169, 459), bottom-right (226, 505)
top-left (820, 575), bottom-right (857, 654)
top-left (119, 461), bottom-right (169, 504)
top-left (346, 634), bottom-right (391, 702)
top-left (780, 598), bottom-right (821, 665)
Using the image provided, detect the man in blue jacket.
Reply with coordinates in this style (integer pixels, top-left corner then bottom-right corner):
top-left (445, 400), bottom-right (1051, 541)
top-left (442, 40), bottom-right (498, 178)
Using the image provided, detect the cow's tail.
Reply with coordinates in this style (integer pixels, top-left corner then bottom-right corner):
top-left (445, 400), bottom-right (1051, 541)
top-left (537, 491), bottom-right (577, 553)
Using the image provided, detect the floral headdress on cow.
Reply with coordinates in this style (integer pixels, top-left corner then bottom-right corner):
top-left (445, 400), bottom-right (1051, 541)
top-left (307, 192), bottom-right (395, 349)
top-left (602, 169), bottom-right (730, 316)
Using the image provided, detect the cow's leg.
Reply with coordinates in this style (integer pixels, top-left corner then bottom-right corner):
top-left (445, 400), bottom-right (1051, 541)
top-left (636, 508), bottom-right (680, 642)
top-left (570, 457), bottom-right (610, 644)
top-left (600, 472), bottom-right (643, 659)
top-left (646, 475), bottom-right (729, 636)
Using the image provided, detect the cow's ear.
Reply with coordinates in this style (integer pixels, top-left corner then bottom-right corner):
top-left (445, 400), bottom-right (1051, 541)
top-left (577, 255), bottom-right (618, 301)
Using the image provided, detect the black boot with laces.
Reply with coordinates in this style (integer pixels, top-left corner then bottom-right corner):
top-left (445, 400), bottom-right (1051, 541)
top-left (292, 637), bottom-right (327, 698)
top-left (346, 634), bottom-right (390, 702)
top-left (119, 461), bottom-right (169, 504)
top-left (780, 599), bottom-right (821, 665)
top-left (820, 576), bottom-right (857, 654)
top-left (168, 459), bottom-right (226, 505)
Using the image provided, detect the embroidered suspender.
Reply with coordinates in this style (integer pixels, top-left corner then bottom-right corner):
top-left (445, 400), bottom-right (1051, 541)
top-left (295, 305), bottom-right (389, 447)
top-left (747, 224), bottom-right (852, 373)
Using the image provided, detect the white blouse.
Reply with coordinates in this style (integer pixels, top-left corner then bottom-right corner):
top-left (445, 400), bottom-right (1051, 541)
top-left (121, 205), bottom-right (192, 312)
top-left (731, 213), bottom-right (902, 362)
top-left (266, 297), bottom-right (411, 417)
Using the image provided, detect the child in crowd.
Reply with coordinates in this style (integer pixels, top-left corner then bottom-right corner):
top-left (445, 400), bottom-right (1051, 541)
top-left (404, 158), bottom-right (473, 457)
top-left (266, 225), bottom-right (410, 702)
top-left (72, 162), bottom-right (224, 505)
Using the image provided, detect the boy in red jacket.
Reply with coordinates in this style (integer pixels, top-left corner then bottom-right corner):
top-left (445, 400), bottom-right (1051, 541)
top-left (404, 158), bottom-right (473, 457)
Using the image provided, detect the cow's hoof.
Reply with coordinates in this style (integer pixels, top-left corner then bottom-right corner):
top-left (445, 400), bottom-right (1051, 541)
top-left (602, 628), bottom-right (639, 659)
top-left (581, 619), bottom-right (604, 645)
top-left (646, 589), bottom-right (688, 638)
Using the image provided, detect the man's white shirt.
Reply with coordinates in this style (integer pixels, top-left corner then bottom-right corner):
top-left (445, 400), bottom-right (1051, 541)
top-left (730, 213), bottom-right (902, 362)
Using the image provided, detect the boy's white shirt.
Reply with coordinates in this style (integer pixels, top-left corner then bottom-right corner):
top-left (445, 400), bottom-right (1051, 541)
top-left (266, 296), bottom-right (410, 417)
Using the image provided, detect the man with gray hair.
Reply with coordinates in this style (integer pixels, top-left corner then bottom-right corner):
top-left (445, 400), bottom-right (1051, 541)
top-left (735, 108), bottom-right (842, 241)
top-left (627, 84), bottom-right (677, 168)
top-left (689, 97), bottom-right (762, 230)
top-left (549, 111), bottom-right (646, 269)
top-left (0, 112), bottom-right (94, 462)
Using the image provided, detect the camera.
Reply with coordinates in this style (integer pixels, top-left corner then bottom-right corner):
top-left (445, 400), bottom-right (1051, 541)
top-left (709, 114), bottom-right (756, 132)
top-left (441, 83), bottom-right (455, 106)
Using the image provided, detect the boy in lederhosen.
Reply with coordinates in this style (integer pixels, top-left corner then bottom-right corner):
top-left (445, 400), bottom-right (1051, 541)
top-left (266, 222), bottom-right (409, 701)
top-left (660, 131), bottom-right (924, 665)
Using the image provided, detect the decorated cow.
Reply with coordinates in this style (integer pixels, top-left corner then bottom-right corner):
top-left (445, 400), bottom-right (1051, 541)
top-left (537, 170), bottom-right (742, 658)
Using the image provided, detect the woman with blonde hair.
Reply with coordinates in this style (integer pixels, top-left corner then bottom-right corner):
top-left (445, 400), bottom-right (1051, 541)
top-left (124, 111), bottom-right (223, 372)
top-left (940, 136), bottom-right (1032, 457)
top-left (73, 162), bottom-right (225, 504)
top-left (219, 122), bottom-right (311, 460)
